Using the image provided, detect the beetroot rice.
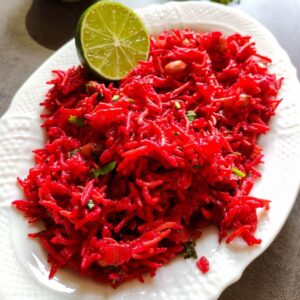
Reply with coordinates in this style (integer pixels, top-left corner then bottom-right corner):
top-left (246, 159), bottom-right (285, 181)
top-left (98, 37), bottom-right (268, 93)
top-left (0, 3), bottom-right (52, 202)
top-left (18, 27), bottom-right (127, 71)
top-left (13, 29), bottom-right (282, 287)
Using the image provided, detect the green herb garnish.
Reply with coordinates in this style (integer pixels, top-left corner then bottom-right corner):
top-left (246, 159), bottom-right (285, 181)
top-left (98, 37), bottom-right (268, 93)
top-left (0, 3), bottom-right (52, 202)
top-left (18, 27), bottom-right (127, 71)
top-left (210, 0), bottom-right (239, 5)
top-left (69, 115), bottom-right (85, 128)
top-left (112, 95), bottom-right (120, 102)
top-left (86, 199), bottom-right (95, 210)
top-left (68, 149), bottom-right (79, 158)
top-left (91, 161), bottom-right (116, 178)
top-left (193, 164), bottom-right (201, 169)
top-left (183, 241), bottom-right (198, 259)
top-left (174, 101), bottom-right (181, 109)
top-left (232, 167), bottom-right (246, 178)
top-left (186, 110), bottom-right (196, 122)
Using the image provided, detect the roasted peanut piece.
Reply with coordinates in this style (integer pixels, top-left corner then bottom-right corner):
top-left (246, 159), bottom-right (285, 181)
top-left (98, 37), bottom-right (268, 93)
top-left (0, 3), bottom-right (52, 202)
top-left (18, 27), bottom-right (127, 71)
top-left (164, 60), bottom-right (187, 74)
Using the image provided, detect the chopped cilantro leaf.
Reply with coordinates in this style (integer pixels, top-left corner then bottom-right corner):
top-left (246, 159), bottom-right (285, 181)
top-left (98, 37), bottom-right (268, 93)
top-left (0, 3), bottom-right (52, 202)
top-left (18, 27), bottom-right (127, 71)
top-left (86, 199), bottom-right (95, 210)
top-left (91, 161), bottom-right (116, 178)
top-left (186, 110), bottom-right (196, 122)
top-left (183, 241), bottom-right (198, 259)
top-left (210, 0), bottom-right (239, 4)
top-left (112, 95), bottom-right (120, 102)
top-left (68, 149), bottom-right (79, 158)
top-left (69, 115), bottom-right (85, 128)
top-left (232, 167), bottom-right (246, 177)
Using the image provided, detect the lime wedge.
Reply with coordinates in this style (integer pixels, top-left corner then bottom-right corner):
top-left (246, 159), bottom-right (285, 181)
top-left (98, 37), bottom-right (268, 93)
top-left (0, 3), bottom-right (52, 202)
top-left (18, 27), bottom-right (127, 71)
top-left (75, 1), bottom-right (150, 81)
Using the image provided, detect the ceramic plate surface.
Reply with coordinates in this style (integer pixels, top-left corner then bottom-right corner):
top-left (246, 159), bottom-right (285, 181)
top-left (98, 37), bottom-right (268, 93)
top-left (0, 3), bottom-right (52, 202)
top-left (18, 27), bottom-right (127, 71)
top-left (0, 2), bottom-right (300, 300)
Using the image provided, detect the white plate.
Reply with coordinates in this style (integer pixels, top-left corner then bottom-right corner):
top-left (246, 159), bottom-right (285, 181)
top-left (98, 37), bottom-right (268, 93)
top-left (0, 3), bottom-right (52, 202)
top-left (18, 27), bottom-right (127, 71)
top-left (0, 2), bottom-right (300, 300)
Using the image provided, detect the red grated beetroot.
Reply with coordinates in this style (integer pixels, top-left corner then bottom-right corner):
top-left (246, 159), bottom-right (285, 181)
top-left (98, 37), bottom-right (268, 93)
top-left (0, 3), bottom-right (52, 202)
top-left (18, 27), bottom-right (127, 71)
top-left (13, 29), bottom-right (282, 287)
top-left (196, 256), bottom-right (210, 274)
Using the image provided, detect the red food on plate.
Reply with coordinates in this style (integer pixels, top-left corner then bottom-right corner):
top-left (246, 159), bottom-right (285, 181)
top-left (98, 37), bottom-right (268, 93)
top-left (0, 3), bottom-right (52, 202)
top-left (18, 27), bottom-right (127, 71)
top-left (13, 29), bottom-right (282, 287)
top-left (197, 256), bottom-right (210, 274)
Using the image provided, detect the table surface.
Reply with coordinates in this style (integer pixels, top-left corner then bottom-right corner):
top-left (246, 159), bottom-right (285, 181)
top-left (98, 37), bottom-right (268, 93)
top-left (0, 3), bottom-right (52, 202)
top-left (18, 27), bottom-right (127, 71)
top-left (1, 0), bottom-right (299, 299)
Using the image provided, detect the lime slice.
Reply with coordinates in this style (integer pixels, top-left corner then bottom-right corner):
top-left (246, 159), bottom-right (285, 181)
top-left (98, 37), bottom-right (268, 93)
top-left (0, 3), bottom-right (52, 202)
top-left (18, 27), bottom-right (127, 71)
top-left (75, 1), bottom-right (150, 81)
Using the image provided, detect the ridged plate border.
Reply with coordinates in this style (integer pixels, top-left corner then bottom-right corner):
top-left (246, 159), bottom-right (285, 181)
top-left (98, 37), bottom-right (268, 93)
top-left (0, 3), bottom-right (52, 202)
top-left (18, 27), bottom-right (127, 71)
top-left (0, 2), bottom-right (299, 300)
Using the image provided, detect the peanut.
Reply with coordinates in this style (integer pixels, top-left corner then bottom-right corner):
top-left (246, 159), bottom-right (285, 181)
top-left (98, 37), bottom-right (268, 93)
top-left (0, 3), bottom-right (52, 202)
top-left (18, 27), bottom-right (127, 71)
top-left (164, 60), bottom-right (187, 75)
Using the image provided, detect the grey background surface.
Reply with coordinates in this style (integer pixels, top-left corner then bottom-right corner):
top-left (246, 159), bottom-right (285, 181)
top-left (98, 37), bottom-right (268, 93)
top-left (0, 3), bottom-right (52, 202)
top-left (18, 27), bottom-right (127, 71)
top-left (0, 0), bottom-right (299, 299)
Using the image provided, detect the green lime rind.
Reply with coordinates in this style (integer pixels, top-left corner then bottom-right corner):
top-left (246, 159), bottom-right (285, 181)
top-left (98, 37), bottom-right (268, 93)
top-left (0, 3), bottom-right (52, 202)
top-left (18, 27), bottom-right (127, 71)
top-left (75, 1), bottom-right (150, 81)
